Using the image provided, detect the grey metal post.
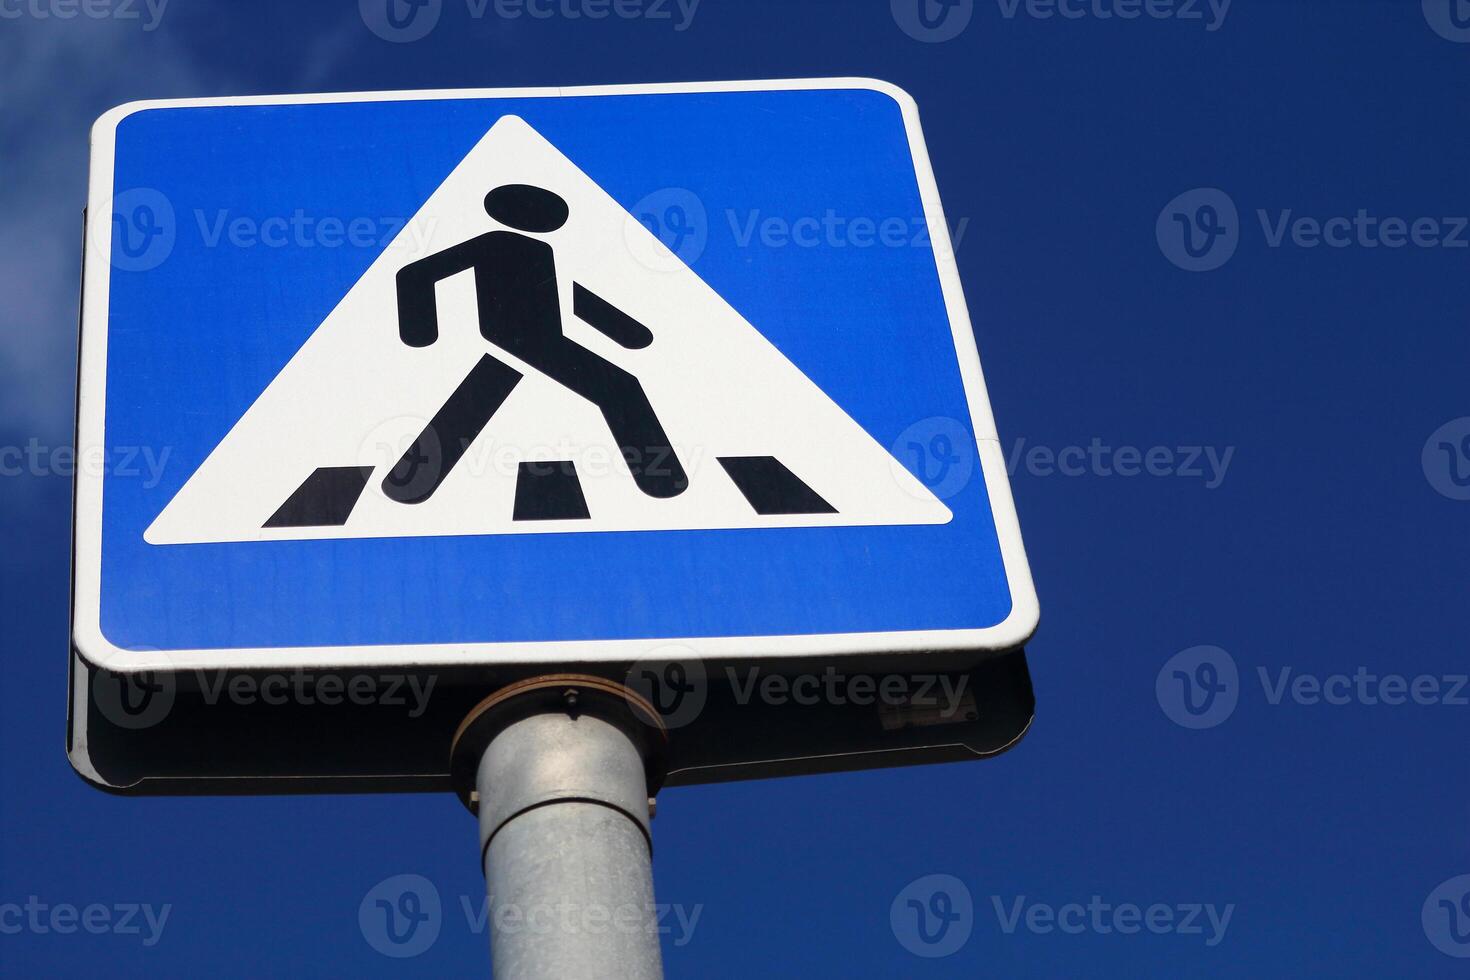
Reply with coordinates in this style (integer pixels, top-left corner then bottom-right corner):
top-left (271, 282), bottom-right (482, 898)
top-left (452, 677), bottom-right (668, 980)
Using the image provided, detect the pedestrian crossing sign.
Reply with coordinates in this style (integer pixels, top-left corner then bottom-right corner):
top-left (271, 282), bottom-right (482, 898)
top-left (74, 79), bottom-right (1038, 673)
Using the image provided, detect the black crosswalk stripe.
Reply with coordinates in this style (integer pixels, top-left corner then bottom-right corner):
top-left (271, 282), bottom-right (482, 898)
top-left (717, 456), bottom-right (837, 516)
top-left (264, 466), bottom-right (376, 528)
top-left (512, 460), bottom-right (592, 521)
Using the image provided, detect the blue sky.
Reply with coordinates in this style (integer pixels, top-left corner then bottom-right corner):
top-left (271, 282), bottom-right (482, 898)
top-left (3, 0), bottom-right (1470, 976)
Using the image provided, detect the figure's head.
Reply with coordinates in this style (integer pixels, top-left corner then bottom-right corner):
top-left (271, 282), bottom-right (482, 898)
top-left (484, 184), bottom-right (569, 233)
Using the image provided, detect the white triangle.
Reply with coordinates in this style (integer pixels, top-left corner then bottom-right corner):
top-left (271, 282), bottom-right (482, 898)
top-left (145, 115), bottom-right (952, 545)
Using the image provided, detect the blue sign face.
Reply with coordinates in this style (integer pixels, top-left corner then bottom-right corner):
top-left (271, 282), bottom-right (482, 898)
top-left (74, 80), bottom-right (1036, 671)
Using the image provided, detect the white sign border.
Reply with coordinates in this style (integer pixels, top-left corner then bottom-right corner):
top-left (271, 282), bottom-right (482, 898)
top-left (74, 77), bottom-right (1039, 673)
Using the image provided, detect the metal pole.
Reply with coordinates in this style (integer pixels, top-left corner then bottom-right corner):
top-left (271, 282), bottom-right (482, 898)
top-left (451, 676), bottom-right (669, 980)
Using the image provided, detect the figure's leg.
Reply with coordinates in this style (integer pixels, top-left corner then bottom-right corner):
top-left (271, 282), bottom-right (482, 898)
top-left (529, 340), bottom-right (688, 499)
top-left (383, 354), bottom-right (523, 504)
top-left (598, 374), bottom-right (689, 499)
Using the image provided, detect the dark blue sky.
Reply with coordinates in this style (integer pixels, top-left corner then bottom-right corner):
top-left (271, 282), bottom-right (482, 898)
top-left (4, 0), bottom-right (1470, 976)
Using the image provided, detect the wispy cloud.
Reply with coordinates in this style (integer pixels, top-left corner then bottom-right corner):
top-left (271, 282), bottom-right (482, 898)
top-left (293, 9), bottom-right (369, 90)
top-left (0, 18), bottom-right (241, 444)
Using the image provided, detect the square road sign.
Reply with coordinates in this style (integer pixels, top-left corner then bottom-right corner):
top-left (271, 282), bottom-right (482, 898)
top-left (74, 78), bottom-right (1037, 675)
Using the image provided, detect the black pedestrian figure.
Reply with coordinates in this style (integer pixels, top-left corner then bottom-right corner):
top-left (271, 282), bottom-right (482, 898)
top-left (382, 184), bottom-right (688, 506)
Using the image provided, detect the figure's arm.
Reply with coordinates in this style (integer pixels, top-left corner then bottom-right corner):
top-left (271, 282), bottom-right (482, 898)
top-left (572, 283), bottom-right (654, 350)
top-left (395, 239), bottom-right (484, 347)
